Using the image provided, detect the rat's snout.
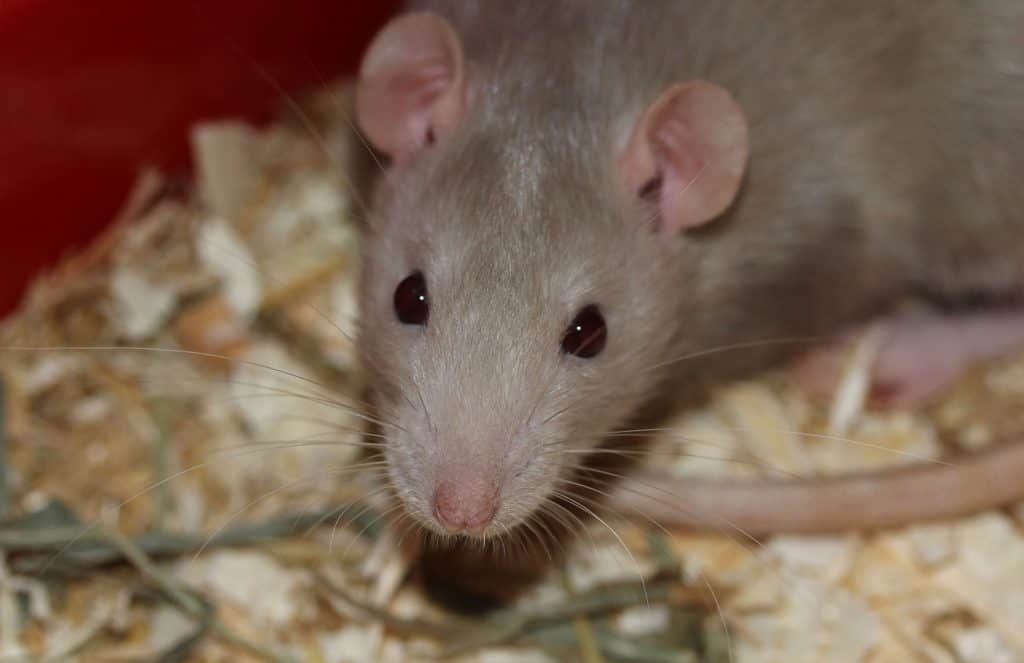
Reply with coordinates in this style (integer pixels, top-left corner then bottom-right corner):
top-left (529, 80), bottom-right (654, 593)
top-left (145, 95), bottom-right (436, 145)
top-left (432, 474), bottom-right (500, 535)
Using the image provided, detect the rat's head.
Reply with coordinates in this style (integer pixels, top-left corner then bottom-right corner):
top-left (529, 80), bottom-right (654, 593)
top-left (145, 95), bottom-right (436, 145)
top-left (354, 12), bottom-right (748, 539)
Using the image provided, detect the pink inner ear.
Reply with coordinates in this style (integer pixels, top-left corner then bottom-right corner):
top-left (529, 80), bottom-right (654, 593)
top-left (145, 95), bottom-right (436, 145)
top-left (356, 12), bottom-right (466, 162)
top-left (620, 81), bottom-right (749, 236)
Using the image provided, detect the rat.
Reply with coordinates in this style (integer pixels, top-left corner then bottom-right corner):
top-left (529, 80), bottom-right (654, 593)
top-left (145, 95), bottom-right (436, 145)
top-left (352, 0), bottom-right (1024, 546)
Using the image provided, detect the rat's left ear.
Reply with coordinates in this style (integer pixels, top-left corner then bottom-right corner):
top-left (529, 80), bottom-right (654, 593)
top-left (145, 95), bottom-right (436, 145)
top-left (619, 81), bottom-right (749, 236)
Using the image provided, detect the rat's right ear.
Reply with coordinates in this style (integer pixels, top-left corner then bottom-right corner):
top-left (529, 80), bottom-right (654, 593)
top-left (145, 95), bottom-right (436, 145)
top-left (356, 11), bottom-right (466, 163)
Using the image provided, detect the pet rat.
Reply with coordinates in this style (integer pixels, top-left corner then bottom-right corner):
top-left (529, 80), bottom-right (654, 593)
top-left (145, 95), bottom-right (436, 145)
top-left (352, 0), bottom-right (1024, 542)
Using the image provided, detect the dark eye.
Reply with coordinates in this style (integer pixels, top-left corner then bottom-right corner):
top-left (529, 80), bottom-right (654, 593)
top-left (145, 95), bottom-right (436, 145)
top-left (394, 272), bottom-right (429, 325)
top-left (561, 305), bottom-right (607, 358)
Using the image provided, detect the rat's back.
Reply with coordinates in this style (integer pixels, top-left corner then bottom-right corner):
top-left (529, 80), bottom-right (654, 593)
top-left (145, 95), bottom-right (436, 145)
top-left (412, 0), bottom-right (1024, 305)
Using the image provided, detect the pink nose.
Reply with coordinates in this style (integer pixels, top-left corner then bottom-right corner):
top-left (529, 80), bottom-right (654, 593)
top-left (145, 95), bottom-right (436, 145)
top-left (433, 479), bottom-right (499, 534)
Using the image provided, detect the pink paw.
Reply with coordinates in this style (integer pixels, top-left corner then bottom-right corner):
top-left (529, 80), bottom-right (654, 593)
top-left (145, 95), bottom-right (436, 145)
top-left (793, 309), bottom-right (1024, 409)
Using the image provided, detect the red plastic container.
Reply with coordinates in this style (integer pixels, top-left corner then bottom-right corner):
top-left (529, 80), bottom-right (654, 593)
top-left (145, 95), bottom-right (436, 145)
top-left (0, 0), bottom-right (397, 316)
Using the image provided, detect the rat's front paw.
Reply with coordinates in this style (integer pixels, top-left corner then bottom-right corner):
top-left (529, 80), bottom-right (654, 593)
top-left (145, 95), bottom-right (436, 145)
top-left (793, 308), bottom-right (1024, 409)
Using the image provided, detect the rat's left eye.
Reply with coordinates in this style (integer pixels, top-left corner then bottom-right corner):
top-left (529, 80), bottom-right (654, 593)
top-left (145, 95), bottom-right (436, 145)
top-left (394, 272), bottom-right (429, 325)
top-left (561, 305), bottom-right (607, 358)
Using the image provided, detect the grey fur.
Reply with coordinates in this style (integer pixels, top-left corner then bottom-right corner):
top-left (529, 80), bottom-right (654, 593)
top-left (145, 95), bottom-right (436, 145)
top-left (358, 1), bottom-right (1024, 537)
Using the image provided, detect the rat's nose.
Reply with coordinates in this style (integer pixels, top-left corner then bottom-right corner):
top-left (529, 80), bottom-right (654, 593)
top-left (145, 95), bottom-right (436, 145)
top-left (433, 478), bottom-right (499, 534)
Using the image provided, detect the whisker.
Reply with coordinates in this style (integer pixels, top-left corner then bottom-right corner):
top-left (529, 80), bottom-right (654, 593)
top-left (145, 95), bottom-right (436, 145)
top-left (212, 438), bottom-right (387, 459)
top-left (573, 464), bottom-right (766, 551)
top-left (568, 464), bottom-right (820, 612)
top-left (303, 57), bottom-right (388, 177)
top-left (641, 335), bottom-right (834, 373)
top-left (549, 472), bottom-right (716, 591)
top-left (552, 492), bottom-right (649, 605)
top-left (392, 514), bottom-right (421, 553)
top-left (717, 425), bottom-right (955, 467)
top-left (189, 462), bottom-right (386, 562)
top-left (5, 345), bottom-right (332, 397)
top-left (553, 477), bottom-right (680, 558)
top-left (519, 518), bottom-right (553, 562)
top-left (561, 447), bottom-right (803, 479)
top-left (535, 499), bottom-right (586, 544)
top-left (337, 502), bottom-right (407, 559)
top-left (312, 484), bottom-right (393, 543)
top-left (700, 572), bottom-right (734, 663)
top-left (205, 388), bottom-right (403, 433)
top-left (546, 494), bottom-right (600, 556)
top-left (139, 371), bottom-right (387, 427)
top-left (494, 522), bottom-right (514, 560)
top-left (250, 64), bottom-right (370, 217)
top-left (600, 426), bottom-right (953, 468)
top-left (267, 416), bottom-right (388, 440)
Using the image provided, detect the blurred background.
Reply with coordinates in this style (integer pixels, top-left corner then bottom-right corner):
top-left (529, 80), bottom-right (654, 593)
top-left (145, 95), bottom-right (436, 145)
top-left (0, 0), bottom-right (396, 317)
top-left (2, 3), bottom-right (1023, 662)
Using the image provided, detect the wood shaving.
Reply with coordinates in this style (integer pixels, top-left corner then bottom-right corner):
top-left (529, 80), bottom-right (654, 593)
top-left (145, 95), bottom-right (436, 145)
top-left (1, 78), bottom-right (1022, 662)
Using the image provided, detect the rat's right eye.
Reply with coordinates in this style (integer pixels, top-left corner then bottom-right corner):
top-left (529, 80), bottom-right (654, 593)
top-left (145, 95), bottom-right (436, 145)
top-left (394, 272), bottom-right (429, 325)
top-left (561, 305), bottom-right (607, 358)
